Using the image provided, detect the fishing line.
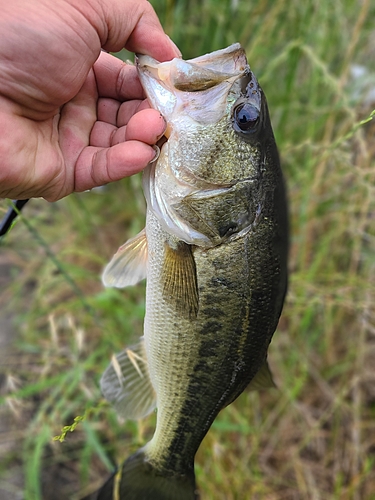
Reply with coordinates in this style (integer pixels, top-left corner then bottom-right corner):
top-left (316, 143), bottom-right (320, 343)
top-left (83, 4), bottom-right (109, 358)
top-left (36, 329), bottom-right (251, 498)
top-left (0, 199), bottom-right (29, 237)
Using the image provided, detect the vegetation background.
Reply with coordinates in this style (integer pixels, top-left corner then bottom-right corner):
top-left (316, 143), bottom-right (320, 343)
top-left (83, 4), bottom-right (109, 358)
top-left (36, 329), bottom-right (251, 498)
top-left (1, 0), bottom-right (375, 498)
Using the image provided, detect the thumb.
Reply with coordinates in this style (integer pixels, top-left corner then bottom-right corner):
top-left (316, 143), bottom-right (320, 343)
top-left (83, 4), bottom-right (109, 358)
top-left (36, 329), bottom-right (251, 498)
top-left (91, 0), bottom-right (181, 61)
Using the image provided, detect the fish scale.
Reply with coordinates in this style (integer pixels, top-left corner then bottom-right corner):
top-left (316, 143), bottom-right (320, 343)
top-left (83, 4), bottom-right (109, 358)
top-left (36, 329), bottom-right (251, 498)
top-left (143, 205), bottom-right (284, 477)
top-left (95, 43), bottom-right (288, 500)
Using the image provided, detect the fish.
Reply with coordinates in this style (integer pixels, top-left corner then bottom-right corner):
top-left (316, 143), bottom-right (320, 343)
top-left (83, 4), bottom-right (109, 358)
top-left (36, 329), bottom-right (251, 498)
top-left (94, 43), bottom-right (288, 500)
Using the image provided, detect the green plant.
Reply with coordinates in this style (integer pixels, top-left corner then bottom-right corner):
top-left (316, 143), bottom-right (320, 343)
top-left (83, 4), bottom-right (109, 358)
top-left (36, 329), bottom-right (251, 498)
top-left (1, 0), bottom-right (375, 498)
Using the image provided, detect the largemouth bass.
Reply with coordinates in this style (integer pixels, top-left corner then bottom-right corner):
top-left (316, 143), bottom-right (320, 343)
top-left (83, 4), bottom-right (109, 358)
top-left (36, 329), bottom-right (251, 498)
top-left (95, 43), bottom-right (288, 500)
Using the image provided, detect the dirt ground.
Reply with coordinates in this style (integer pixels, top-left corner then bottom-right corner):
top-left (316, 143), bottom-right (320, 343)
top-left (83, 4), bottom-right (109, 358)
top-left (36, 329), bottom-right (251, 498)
top-left (0, 254), bottom-right (25, 499)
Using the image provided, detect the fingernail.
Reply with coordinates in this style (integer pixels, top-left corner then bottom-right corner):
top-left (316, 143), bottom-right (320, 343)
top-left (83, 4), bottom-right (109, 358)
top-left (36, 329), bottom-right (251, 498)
top-left (166, 35), bottom-right (182, 58)
top-left (150, 145), bottom-right (160, 163)
top-left (156, 115), bottom-right (168, 140)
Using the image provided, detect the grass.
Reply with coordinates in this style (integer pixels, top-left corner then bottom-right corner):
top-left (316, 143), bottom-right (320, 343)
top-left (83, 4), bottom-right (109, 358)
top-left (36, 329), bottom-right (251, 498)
top-left (1, 0), bottom-right (375, 498)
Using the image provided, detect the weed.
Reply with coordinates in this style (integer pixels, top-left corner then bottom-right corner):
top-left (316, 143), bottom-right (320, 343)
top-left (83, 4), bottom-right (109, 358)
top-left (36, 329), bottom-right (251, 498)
top-left (1, 0), bottom-right (375, 498)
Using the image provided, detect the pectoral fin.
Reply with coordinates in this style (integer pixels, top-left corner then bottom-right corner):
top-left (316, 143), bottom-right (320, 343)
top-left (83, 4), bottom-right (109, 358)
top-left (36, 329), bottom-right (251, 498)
top-left (100, 337), bottom-right (156, 420)
top-left (102, 229), bottom-right (148, 288)
top-left (248, 360), bottom-right (276, 391)
top-left (162, 241), bottom-right (199, 319)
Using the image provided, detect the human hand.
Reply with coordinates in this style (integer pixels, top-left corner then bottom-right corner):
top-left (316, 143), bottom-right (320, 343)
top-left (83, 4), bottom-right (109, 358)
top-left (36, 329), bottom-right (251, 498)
top-left (0, 0), bottom-right (180, 201)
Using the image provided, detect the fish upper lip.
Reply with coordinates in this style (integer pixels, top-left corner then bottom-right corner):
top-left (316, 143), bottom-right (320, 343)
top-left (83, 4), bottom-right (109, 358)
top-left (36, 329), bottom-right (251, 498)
top-left (137, 59), bottom-right (242, 90)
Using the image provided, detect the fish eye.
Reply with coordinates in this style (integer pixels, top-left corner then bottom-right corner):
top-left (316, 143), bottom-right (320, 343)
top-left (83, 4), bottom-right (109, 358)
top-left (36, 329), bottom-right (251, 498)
top-left (233, 103), bottom-right (260, 133)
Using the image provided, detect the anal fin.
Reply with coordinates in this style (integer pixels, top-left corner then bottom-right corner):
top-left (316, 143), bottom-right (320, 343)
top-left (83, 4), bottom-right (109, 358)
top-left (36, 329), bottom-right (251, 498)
top-left (100, 336), bottom-right (156, 420)
top-left (248, 359), bottom-right (276, 391)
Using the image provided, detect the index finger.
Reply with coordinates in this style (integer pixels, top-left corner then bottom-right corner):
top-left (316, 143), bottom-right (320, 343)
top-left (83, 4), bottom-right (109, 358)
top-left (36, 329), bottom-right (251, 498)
top-left (93, 51), bottom-right (145, 101)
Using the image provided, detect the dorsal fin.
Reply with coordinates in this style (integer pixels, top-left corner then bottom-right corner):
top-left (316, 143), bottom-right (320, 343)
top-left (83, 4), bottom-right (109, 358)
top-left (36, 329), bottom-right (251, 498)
top-left (100, 337), bottom-right (156, 420)
top-left (102, 229), bottom-right (148, 288)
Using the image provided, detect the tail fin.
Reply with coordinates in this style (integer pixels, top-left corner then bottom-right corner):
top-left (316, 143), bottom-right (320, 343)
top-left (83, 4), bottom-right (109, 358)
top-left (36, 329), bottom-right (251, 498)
top-left (91, 450), bottom-right (198, 500)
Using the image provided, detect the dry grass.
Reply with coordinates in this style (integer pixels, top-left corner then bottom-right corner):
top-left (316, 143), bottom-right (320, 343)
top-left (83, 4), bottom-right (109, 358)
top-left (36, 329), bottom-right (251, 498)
top-left (1, 0), bottom-right (375, 498)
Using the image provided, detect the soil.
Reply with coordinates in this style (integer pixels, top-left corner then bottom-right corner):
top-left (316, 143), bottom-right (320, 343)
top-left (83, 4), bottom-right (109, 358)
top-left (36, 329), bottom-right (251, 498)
top-left (0, 254), bottom-right (25, 499)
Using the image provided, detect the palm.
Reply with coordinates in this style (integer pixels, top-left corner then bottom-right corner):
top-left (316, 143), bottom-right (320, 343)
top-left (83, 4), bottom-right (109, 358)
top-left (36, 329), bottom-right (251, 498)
top-left (0, 0), bottom-right (179, 201)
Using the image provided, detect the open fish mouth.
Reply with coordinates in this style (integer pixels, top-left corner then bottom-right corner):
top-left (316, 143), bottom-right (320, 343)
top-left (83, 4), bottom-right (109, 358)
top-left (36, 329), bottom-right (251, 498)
top-left (136, 43), bottom-right (250, 126)
top-left (136, 43), bottom-right (247, 91)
